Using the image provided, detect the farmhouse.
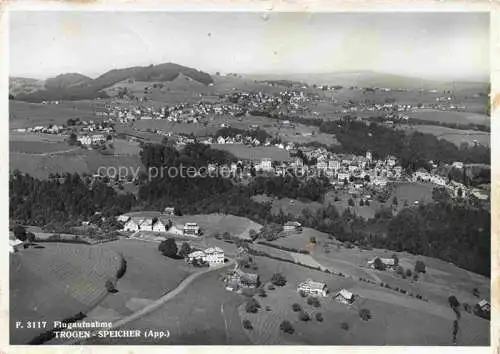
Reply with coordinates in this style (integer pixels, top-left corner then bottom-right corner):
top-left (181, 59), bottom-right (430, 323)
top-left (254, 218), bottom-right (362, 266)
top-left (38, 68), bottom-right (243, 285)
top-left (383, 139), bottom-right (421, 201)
top-left (297, 279), bottom-right (328, 297)
top-left (368, 257), bottom-right (396, 269)
top-left (163, 207), bottom-right (176, 216)
top-left (9, 233), bottom-right (23, 253)
top-left (152, 218), bottom-right (171, 233)
top-left (224, 268), bottom-right (260, 291)
top-left (335, 289), bottom-right (356, 305)
top-left (186, 250), bottom-right (206, 264)
top-left (204, 247), bottom-right (225, 265)
top-left (183, 222), bottom-right (201, 237)
top-left (123, 218), bottom-right (141, 232)
top-left (139, 218), bottom-right (154, 232)
top-left (283, 221), bottom-right (303, 233)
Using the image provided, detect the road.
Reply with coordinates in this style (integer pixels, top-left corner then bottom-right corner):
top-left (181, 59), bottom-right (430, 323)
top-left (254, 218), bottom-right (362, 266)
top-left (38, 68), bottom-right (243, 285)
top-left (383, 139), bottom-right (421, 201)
top-left (61, 258), bottom-right (235, 345)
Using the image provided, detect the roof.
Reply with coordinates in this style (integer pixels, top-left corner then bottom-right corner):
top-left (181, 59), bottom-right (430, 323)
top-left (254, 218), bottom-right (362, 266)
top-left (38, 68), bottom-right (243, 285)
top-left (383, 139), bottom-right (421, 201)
top-left (140, 218), bottom-right (153, 227)
top-left (232, 269), bottom-right (259, 283)
top-left (336, 289), bottom-right (354, 300)
top-left (10, 238), bottom-right (23, 247)
top-left (184, 223), bottom-right (199, 228)
top-left (187, 251), bottom-right (205, 258)
top-left (478, 299), bottom-right (490, 308)
top-left (299, 279), bottom-right (326, 291)
top-left (205, 247), bottom-right (224, 254)
top-left (284, 221), bottom-right (302, 227)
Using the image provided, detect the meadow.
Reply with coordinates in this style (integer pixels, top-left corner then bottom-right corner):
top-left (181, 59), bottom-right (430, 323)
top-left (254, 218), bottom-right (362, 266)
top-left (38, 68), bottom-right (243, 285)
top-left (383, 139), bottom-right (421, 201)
top-left (10, 243), bottom-right (122, 344)
top-left (407, 109), bottom-right (489, 126)
top-left (402, 125), bottom-right (490, 147)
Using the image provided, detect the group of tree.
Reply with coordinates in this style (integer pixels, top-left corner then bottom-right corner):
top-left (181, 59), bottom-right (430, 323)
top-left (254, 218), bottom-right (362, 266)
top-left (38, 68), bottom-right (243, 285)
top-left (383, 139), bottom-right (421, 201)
top-left (248, 175), bottom-right (330, 202)
top-left (214, 126), bottom-right (280, 144)
top-left (10, 170), bottom-right (136, 227)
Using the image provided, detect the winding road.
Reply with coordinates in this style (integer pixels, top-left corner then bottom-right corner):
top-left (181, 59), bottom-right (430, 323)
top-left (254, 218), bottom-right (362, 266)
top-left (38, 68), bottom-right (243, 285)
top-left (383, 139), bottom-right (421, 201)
top-left (62, 258), bottom-right (235, 345)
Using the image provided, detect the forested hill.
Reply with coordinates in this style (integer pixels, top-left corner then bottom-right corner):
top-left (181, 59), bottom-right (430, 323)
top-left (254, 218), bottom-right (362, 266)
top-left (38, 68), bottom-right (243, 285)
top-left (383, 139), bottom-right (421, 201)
top-left (13, 63), bottom-right (214, 102)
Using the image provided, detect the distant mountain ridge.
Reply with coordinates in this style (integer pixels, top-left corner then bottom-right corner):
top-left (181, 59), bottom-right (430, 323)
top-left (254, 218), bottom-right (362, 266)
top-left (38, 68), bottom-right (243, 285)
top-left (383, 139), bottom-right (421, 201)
top-left (12, 63), bottom-right (214, 102)
top-left (246, 71), bottom-right (489, 92)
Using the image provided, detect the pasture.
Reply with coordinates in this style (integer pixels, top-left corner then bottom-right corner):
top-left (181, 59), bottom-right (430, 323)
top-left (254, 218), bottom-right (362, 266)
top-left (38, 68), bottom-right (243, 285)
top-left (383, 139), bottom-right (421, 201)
top-left (85, 269), bottom-right (251, 345)
top-left (81, 239), bottom-right (194, 323)
top-left (210, 144), bottom-right (291, 162)
top-left (407, 109), bottom-right (489, 126)
top-left (10, 243), bottom-right (121, 344)
top-left (9, 100), bottom-right (102, 129)
top-left (10, 149), bottom-right (144, 179)
top-left (112, 138), bottom-right (141, 156)
top-left (402, 125), bottom-right (490, 147)
top-left (390, 182), bottom-right (435, 207)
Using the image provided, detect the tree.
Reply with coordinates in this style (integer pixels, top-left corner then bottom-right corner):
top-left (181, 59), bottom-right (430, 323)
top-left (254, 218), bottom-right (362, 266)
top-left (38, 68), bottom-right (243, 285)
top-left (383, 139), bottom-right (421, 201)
top-left (245, 298), bottom-right (261, 313)
top-left (258, 288), bottom-right (267, 298)
top-left (13, 225), bottom-right (27, 241)
top-left (341, 322), bottom-right (349, 331)
top-left (178, 242), bottom-right (192, 258)
top-left (271, 273), bottom-right (287, 286)
top-left (473, 288), bottom-right (480, 298)
top-left (68, 132), bottom-right (78, 145)
top-left (405, 269), bottom-right (412, 278)
top-left (348, 198), bottom-right (355, 207)
top-left (105, 279), bottom-right (116, 293)
top-left (242, 319), bottom-right (253, 330)
top-left (280, 320), bottom-right (294, 334)
top-left (359, 308), bottom-right (371, 321)
top-left (359, 199), bottom-right (364, 206)
top-left (373, 257), bottom-right (386, 271)
top-left (222, 231), bottom-right (231, 240)
top-left (26, 232), bottom-right (36, 244)
top-left (457, 187), bottom-right (463, 198)
top-left (315, 312), bottom-right (324, 322)
top-left (249, 229), bottom-right (258, 241)
top-left (158, 238), bottom-right (178, 258)
top-left (309, 236), bottom-right (317, 244)
top-left (448, 295), bottom-right (460, 309)
top-left (392, 196), bottom-right (398, 206)
top-left (392, 254), bottom-right (399, 266)
top-left (415, 260), bottom-right (426, 273)
top-left (307, 297), bottom-right (321, 308)
top-left (299, 311), bottom-right (311, 321)
top-left (292, 303), bottom-right (302, 312)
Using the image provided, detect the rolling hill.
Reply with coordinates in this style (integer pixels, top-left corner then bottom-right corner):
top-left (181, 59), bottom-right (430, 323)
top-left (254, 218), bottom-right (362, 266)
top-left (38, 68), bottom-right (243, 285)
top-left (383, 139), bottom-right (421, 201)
top-left (9, 77), bottom-right (45, 97)
top-left (13, 63), bottom-right (214, 102)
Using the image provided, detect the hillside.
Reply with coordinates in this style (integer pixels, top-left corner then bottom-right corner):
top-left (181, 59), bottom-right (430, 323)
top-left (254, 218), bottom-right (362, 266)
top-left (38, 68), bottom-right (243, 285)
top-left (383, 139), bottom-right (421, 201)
top-left (248, 71), bottom-right (489, 93)
top-left (44, 73), bottom-right (92, 90)
top-left (14, 63), bottom-right (214, 102)
top-left (9, 77), bottom-right (45, 97)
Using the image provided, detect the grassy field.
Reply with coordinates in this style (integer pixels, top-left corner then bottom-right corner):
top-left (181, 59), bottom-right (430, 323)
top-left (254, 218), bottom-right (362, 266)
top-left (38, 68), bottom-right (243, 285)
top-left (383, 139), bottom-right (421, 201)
top-left (210, 144), bottom-right (291, 161)
top-left (80, 239), bottom-right (194, 323)
top-left (84, 269), bottom-right (251, 345)
top-left (238, 255), bottom-right (489, 345)
top-left (10, 243), bottom-right (122, 344)
top-left (10, 149), bottom-right (144, 179)
top-left (112, 138), bottom-right (141, 156)
top-left (390, 182), bottom-right (435, 207)
top-left (9, 100), bottom-right (103, 129)
top-left (407, 109), bottom-right (489, 126)
top-left (10, 141), bottom-right (74, 154)
top-left (402, 125), bottom-right (490, 147)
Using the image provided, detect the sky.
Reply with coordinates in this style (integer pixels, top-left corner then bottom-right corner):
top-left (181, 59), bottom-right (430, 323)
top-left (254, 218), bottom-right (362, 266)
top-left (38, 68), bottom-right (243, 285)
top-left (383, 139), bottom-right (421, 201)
top-left (9, 11), bottom-right (489, 81)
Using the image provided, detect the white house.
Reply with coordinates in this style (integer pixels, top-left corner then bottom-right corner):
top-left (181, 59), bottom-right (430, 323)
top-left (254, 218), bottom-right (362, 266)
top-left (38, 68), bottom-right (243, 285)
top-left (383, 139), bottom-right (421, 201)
top-left (117, 215), bottom-right (131, 223)
top-left (152, 219), bottom-right (169, 233)
top-left (78, 135), bottom-right (92, 145)
top-left (283, 221), bottom-right (302, 233)
top-left (204, 247), bottom-right (225, 265)
top-left (183, 222), bottom-right (200, 237)
top-left (297, 279), bottom-right (328, 297)
top-left (452, 161), bottom-right (464, 169)
top-left (138, 218), bottom-right (153, 232)
top-left (335, 289), bottom-right (356, 305)
top-left (9, 233), bottom-right (24, 253)
top-left (186, 250), bottom-right (206, 263)
top-left (123, 219), bottom-right (141, 232)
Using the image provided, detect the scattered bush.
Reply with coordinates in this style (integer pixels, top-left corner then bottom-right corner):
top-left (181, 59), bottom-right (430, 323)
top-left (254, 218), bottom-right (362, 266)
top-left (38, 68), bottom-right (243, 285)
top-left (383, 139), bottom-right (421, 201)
top-left (267, 284), bottom-right (276, 291)
top-left (258, 288), bottom-right (267, 298)
top-left (405, 269), bottom-right (412, 277)
top-left (341, 322), bottom-right (349, 331)
top-left (307, 297), bottom-right (321, 308)
top-left (245, 298), bottom-right (261, 313)
top-left (242, 319), bottom-right (253, 330)
top-left (415, 260), bottom-right (426, 274)
top-left (292, 303), bottom-right (302, 312)
top-left (299, 311), bottom-right (311, 322)
top-left (280, 320), bottom-right (295, 334)
top-left (299, 290), bottom-right (307, 298)
top-left (271, 273), bottom-right (287, 287)
top-left (359, 308), bottom-right (371, 321)
top-left (315, 313), bottom-right (324, 322)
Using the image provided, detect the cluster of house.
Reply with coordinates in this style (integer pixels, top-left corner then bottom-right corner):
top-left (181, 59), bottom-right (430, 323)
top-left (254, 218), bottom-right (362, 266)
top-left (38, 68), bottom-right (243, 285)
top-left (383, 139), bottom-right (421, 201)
top-left (15, 125), bottom-right (65, 134)
top-left (77, 134), bottom-right (107, 145)
top-left (208, 134), bottom-right (290, 150)
top-left (297, 279), bottom-right (357, 305)
top-left (119, 214), bottom-right (201, 237)
top-left (186, 246), bottom-right (225, 266)
top-left (224, 266), bottom-right (260, 292)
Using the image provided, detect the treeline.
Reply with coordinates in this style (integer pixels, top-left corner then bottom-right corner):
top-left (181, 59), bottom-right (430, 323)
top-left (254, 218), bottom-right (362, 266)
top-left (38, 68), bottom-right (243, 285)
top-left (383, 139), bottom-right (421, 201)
top-left (214, 126), bottom-right (279, 143)
top-left (9, 171), bottom-right (136, 226)
top-left (248, 176), bottom-right (330, 202)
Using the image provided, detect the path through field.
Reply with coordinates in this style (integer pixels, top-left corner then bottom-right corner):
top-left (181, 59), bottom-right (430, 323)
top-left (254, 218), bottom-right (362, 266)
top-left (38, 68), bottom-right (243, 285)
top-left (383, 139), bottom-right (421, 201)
top-left (64, 258), bottom-right (235, 344)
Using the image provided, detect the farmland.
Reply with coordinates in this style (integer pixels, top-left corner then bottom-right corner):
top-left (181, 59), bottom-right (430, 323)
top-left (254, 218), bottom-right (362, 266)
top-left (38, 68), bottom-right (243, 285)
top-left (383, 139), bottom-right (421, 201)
top-left (10, 243), bottom-right (122, 344)
top-left (406, 109), bottom-right (489, 126)
top-left (84, 269), bottom-right (251, 345)
top-left (401, 124), bottom-right (490, 147)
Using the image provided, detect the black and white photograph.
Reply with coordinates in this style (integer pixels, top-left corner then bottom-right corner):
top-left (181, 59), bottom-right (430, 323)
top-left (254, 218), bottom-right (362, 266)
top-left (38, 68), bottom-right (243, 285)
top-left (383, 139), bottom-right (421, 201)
top-left (7, 10), bottom-right (491, 346)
